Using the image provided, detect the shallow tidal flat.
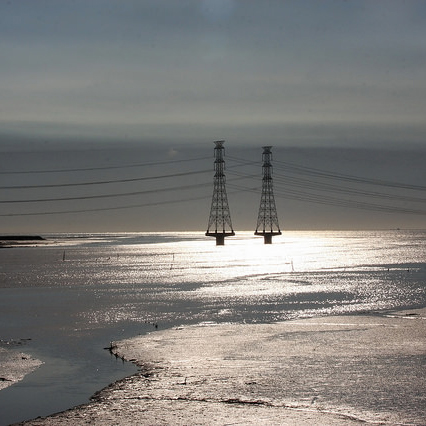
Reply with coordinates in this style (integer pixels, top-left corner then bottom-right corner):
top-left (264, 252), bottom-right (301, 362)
top-left (20, 308), bottom-right (426, 425)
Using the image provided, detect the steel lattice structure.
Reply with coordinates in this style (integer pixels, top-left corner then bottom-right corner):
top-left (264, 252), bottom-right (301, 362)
top-left (205, 141), bottom-right (235, 245)
top-left (255, 146), bottom-right (281, 244)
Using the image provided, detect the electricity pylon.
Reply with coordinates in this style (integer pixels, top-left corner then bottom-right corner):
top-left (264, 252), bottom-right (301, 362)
top-left (206, 140), bottom-right (235, 245)
top-left (255, 146), bottom-right (281, 244)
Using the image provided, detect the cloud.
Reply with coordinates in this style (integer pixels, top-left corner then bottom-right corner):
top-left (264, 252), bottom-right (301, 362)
top-left (0, 0), bottom-right (425, 150)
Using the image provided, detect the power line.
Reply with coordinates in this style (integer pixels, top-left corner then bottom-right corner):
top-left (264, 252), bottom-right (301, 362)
top-left (227, 155), bottom-right (426, 215)
top-left (0, 169), bottom-right (210, 190)
top-left (273, 174), bottom-right (426, 204)
top-left (228, 155), bottom-right (426, 191)
top-left (0, 155), bottom-right (211, 175)
top-left (0, 194), bottom-right (213, 217)
top-left (227, 182), bottom-right (426, 216)
top-left (2, 152), bottom-right (424, 218)
top-left (1, 158), bottom-right (248, 190)
top-left (227, 169), bottom-right (426, 204)
top-left (273, 160), bottom-right (426, 192)
top-left (0, 187), bottom-right (246, 217)
top-left (275, 187), bottom-right (426, 215)
top-left (0, 181), bottom-right (212, 204)
top-left (0, 175), bottom-right (250, 210)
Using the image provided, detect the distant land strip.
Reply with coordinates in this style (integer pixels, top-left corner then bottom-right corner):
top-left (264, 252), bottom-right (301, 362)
top-left (0, 235), bottom-right (47, 248)
top-left (0, 236), bottom-right (45, 241)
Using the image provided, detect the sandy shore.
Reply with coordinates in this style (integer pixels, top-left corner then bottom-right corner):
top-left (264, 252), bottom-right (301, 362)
top-left (0, 344), bottom-right (42, 391)
top-left (14, 308), bottom-right (426, 425)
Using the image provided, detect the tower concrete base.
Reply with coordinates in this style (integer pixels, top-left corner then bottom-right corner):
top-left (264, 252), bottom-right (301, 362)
top-left (264, 234), bottom-right (272, 244)
top-left (255, 231), bottom-right (282, 244)
top-left (216, 235), bottom-right (225, 245)
top-left (205, 231), bottom-right (235, 246)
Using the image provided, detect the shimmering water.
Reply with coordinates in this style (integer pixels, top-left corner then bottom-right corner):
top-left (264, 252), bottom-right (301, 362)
top-left (0, 230), bottom-right (425, 424)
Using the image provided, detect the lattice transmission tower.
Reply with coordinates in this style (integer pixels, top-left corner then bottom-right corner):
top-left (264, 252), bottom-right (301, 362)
top-left (255, 146), bottom-right (281, 244)
top-left (206, 140), bottom-right (235, 245)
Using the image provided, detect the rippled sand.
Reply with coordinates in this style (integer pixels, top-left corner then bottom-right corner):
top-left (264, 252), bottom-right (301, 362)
top-left (17, 308), bottom-right (426, 425)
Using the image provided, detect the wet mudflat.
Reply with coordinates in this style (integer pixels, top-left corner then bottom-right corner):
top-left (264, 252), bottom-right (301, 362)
top-left (19, 308), bottom-right (426, 425)
top-left (0, 345), bottom-right (42, 392)
top-left (2, 231), bottom-right (425, 424)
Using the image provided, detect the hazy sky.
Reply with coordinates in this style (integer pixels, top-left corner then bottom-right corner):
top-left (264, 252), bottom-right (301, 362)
top-left (1, 1), bottom-right (425, 233)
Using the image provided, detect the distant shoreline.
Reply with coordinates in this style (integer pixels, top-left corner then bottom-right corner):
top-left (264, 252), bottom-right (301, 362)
top-left (0, 236), bottom-right (45, 241)
top-left (0, 236), bottom-right (46, 248)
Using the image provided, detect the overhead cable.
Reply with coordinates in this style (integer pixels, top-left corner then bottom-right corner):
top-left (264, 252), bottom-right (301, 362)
top-left (0, 181), bottom-right (212, 204)
top-left (0, 155), bottom-right (211, 175)
top-left (0, 169), bottom-right (210, 190)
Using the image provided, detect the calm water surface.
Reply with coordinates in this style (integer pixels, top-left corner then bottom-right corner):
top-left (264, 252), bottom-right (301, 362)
top-left (0, 231), bottom-right (425, 424)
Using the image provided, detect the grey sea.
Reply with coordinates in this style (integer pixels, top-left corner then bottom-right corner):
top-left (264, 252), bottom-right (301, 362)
top-left (0, 230), bottom-right (425, 425)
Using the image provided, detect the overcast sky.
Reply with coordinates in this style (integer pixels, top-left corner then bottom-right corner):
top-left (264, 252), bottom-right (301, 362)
top-left (1, 0), bottom-right (425, 233)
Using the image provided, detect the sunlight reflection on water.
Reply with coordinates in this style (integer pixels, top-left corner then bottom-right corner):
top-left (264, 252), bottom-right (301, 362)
top-left (0, 230), bottom-right (425, 424)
